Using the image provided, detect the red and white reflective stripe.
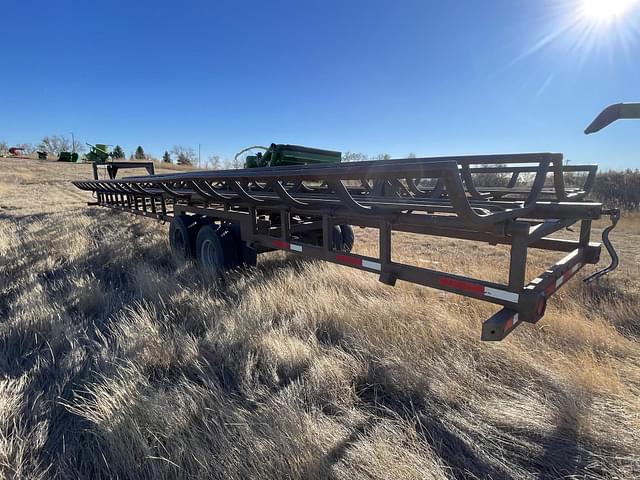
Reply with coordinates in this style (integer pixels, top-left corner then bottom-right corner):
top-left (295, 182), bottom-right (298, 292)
top-left (439, 277), bottom-right (519, 303)
top-left (439, 277), bottom-right (484, 294)
top-left (272, 240), bottom-right (303, 252)
top-left (546, 262), bottom-right (582, 295)
top-left (504, 313), bottom-right (519, 332)
top-left (362, 259), bottom-right (382, 271)
top-left (563, 262), bottom-right (582, 282)
top-left (484, 287), bottom-right (519, 303)
top-left (336, 254), bottom-right (382, 271)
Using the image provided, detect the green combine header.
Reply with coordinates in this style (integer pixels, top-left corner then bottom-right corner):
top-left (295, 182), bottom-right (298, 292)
top-left (244, 144), bottom-right (342, 168)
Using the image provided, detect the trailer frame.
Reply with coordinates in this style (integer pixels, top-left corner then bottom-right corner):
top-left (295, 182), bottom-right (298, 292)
top-left (74, 150), bottom-right (617, 341)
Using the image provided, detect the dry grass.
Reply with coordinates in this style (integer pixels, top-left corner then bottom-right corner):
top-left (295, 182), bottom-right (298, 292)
top-left (1, 157), bottom-right (639, 479)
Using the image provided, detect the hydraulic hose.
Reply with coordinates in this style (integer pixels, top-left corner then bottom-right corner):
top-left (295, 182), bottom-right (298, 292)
top-left (584, 208), bottom-right (621, 283)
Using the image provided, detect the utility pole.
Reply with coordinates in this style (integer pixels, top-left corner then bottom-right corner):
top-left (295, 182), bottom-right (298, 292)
top-left (70, 132), bottom-right (75, 153)
top-left (198, 143), bottom-right (201, 168)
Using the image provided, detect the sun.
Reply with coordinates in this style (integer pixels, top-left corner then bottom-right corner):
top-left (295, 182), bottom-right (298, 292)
top-left (581, 0), bottom-right (636, 20)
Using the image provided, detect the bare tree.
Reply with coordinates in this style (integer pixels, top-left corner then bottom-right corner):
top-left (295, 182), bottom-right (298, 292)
top-left (407, 152), bottom-right (417, 158)
top-left (0, 141), bottom-right (8, 156)
top-left (171, 145), bottom-right (197, 166)
top-left (37, 135), bottom-right (85, 155)
top-left (224, 156), bottom-right (243, 169)
top-left (208, 155), bottom-right (222, 169)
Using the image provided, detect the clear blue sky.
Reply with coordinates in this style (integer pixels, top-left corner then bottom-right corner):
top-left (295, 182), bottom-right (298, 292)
top-left (1, 0), bottom-right (638, 169)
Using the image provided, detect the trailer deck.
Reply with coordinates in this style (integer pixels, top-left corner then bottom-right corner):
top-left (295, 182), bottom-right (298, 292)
top-left (73, 149), bottom-right (619, 341)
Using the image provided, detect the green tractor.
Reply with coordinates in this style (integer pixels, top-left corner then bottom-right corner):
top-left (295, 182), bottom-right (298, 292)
top-left (85, 143), bottom-right (113, 163)
top-left (58, 143), bottom-right (111, 163)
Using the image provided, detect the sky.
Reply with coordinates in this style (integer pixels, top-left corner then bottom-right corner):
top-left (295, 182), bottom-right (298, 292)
top-left (1, 0), bottom-right (639, 169)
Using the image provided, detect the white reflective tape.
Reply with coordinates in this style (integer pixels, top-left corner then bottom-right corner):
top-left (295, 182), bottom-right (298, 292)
top-left (290, 243), bottom-right (303, 252)
top-left (512, 313), bottom-right (519, 325)
top-left (484, 287), bottom-right (519, 303)
top-left (362, 260), bottom-right (381, 271)
top-left (555, 277), bottom-right (564, 288)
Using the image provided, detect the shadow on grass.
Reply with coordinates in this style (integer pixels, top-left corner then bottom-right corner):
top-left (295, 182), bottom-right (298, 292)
top-left (335, 361), bottom-right (621, 480)
top-left (1, 208), bottom-right (635, 479)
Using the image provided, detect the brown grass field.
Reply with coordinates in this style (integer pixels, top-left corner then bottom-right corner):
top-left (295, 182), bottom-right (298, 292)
top-left (1, 157), bottom-right (639, 479)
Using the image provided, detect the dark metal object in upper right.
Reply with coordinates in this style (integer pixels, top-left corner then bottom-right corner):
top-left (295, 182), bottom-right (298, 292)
top-left (585, 103), bottom-right (640, 134)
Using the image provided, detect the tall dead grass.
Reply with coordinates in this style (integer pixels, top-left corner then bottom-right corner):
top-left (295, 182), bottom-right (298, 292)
top-left (1, 157), bottom-right (639, 479)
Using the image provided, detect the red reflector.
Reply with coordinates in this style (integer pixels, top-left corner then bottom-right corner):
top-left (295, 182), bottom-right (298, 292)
top-left (439, 277), bottom-right (484, 294)
top-left (336, 254), bottom-right (362, 267)
top-left (545, 284), bottom-right (555, 296)
top-left (504, 317), bottom-right (513, 331)
top-left (273, 240), bottom-right (289, 249)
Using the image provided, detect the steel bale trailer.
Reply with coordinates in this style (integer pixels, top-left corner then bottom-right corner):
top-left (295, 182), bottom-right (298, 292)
top-left (73, 145), bottom-right (620, 341)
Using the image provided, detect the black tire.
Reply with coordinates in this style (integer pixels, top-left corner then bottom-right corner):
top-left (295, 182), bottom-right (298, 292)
top-left (339, 225), bottom-right (355, 253)
top-left (169, 215), bottom-right (196, 258)
top-left (196, 224), bottom-right (240, 275)
top-left (298, 225), bottom-right (345, 251)
top-left (332, 225), bottom-right (344, 251)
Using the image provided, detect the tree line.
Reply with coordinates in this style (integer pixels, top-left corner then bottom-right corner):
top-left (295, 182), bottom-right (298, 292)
top-left (3, 137), bottom-right (638, 208)
top-left (591, 169), bottom-right (640, 209)
top-left (2, 136), bottom-right (407, 170)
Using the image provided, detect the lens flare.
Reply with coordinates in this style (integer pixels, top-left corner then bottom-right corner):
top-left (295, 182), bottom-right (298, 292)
top-left (507, 0), bottom-right (640, 72)
top-left (581, 0), bottom-right (636, 20)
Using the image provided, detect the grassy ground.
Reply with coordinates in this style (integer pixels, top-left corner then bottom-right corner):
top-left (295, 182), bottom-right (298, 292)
top-left (1, 157), bottom-right (639, 479)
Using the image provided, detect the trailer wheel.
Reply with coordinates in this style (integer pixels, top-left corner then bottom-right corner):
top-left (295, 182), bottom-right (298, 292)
top-left (339, 225), bottom-right (355, 253)
top-left (169, 215), bottom-right (196, 258)
top-left (196, 225), bottom-right (239, 274)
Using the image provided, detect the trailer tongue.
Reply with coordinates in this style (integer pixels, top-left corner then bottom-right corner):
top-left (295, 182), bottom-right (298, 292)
top-left (73, 145), bottom-right (619, 341)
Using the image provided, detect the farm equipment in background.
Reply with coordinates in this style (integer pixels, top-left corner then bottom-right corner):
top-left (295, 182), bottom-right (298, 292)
top-left (585, 102), bottom-right (640, 134)
top-left (57, 151), bottom-right (79, 162)
top-left (7, 147), bottom-right (28, 158)
top-left (85, 143), bottom-right (112, 164)
top-left (241, 144), bottom-right (342, 168)
top-left (73, 144), bottom-right (621, 341)
top-left (85, 142), bottom-right (155, 180)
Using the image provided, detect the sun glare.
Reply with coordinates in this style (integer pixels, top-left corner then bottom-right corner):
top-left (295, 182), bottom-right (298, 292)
top-left (581, 0), bottom-right (636, 20)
